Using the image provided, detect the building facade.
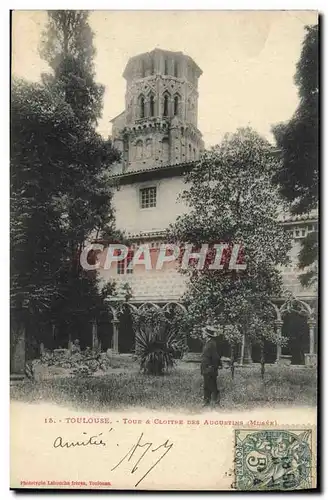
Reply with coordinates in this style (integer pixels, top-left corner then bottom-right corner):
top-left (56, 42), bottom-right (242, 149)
top-left (99, 48), bottom-right (318, 365)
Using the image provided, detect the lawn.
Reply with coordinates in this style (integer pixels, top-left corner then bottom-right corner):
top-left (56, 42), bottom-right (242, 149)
top-left (10, 357), bottom-right (317, 412)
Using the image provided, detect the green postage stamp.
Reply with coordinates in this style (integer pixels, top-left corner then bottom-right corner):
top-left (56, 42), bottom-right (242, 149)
top-left (234, 429), bottom-right (315, 491)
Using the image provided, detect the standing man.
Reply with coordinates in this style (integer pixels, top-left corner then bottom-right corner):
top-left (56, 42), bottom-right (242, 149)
top-left (201, 325), bottom-right (222, 406)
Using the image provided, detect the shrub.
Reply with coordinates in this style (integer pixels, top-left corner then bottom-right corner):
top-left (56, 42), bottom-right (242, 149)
top-left (71, 365), bottom-right (94, 378)
top-left (39, 346), bottom-right (111, 376)
top-left (134, 308), bottom-right (187, 375)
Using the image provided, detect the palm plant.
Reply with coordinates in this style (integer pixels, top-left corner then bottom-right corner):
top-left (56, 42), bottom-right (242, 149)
top-left (133, 308), bottom-right (187, 375)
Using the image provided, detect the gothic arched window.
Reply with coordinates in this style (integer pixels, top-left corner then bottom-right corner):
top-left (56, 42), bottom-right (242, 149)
top-left (163, 94), bottom-right (169, 117)
top-left (139, 95), bottom-right (145, 119)
top-left (136, 140), bottom-right (143, 159)
top-left (174, 95), bottom-right (180, 116)
top-left (149, 94), bottom-right (155, 117)
top-left (188, 144), bottom-right (192, 160)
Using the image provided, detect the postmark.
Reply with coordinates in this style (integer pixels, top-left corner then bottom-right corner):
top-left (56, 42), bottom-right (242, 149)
top-left (234, 429), bottom-right (314, 491)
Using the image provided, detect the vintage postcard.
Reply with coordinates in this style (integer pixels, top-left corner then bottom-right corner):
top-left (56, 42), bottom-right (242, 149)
top-left (10, 10), bottom-right (319, 491)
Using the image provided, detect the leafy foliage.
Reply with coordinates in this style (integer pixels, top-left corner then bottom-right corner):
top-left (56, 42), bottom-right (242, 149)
top-left (11, 11), bottom-right (120, 348)
top-left (39, 345), bottom-right (111, 377)
top-left (11, 79), bottom-right (73, 314)
top-left (40, 10), bottom-right (103, 127)
top-left (168, 128), bottom-right (291, 358)
top-left (272, 24), bottom-right (318, 214)
top-left (272, 24), bottom-right (319, 289)
top-left (298, 230), bottom-right (318, 288)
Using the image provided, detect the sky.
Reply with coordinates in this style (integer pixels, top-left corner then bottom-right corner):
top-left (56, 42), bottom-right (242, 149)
top-left (12, 10), bottom-right (318, 146)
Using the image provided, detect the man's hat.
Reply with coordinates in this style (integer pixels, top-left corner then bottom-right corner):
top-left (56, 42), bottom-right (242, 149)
top-left (202, 325), bottom-right (217, 337)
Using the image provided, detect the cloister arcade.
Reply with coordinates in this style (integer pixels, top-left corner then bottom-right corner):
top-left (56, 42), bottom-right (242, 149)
top-left (10, 294), bottom-right (317, 379)
top-left (97, 295), bottom-right (317, 366)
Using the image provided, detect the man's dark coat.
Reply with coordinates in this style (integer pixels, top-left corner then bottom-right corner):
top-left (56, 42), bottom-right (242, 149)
top-left (201, 338), bottom-right (221, 375)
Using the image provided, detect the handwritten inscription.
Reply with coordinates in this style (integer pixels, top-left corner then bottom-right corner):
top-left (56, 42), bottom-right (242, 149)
top-left (111, 432), bottom-right (174, 487)
top-left (52, 429), bottom-right (173, 487)
top-left (53, 430), bottom-right (111, 448)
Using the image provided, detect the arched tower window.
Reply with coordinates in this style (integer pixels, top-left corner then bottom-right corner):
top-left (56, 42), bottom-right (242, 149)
top-left (139, 95), bottom-right (145, 119)
top-left (136, 140), bottom-right (143, 159)
top-left (163, 93), bottom-right (169, 117)
top-left (174, 95), bottom-right (180, 116)
top-left (188, 144), bottom-right (192, 160)
top-left (174, 60), bottom-right (179, 77)
top-left (149, 94), bottom-right (155, 117)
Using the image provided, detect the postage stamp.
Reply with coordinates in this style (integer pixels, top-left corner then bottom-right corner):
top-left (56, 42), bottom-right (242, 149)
top-left (234, 429), bottom-right (315, 491)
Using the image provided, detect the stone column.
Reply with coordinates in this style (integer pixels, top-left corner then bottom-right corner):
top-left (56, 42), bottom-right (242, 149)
top-left (40, 343), bottom-right (45, 356)
top-left (243, 335), bottom-right (253, 364)
top-left (239, 334), bottom-right (245, 365)
top-left (154, 95), bottom-right (158, 118)
top-left (92, 319), bottom-right (99, 350)
top-left (168, 95), bottom-right (173, 118)
top-left (304, 318), bottom-right (317, 367)
top-left (112, 319), bottom-right (119, 354)
top-left (275, 319), bottom-right (283, 363)
top-left (239, 334), bottom-right (252, 365)
top-left (10, 320), bottom-right (26, 377)
top-left (145, 95), bottom-right (150, 118)
top-left (308, 319), bottom-right (315, 355)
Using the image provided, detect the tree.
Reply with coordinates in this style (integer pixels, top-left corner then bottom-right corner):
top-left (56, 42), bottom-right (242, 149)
top-left (40, 10), bottom-right (103, 126)
top-left (11, 11), bottom-right (120, 351)
top-left (168, 128), bottom-right (291, 368)
top-left (11, 79), bottom-right (73, 315)
top-left (11, 76), bottom-right (118, 349)
top-left (272, 24), bottom-right (319, 288)
top-left (273, 24), bottom-right (318, 214)
top-left (39, 10), bottom-right (120, 249)
top-left (37, 10), bottom-right (120, 344)
top-left (298, 230), bottom-right (318, 288)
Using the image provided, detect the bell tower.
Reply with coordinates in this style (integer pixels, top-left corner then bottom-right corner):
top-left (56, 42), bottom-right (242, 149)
top-left (111, 48), bottom-right (204, 172)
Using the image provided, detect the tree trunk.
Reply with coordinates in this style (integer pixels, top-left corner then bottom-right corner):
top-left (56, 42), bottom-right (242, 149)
top-left (230, 344), bottom-right (235, 379)
top-left (10, 315), bottom-right (26, 376)
top-left (260, 344), bottom-right (265, 380)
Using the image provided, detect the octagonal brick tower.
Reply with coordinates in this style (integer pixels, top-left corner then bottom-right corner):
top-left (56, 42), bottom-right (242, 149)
top-left (111, 48), bottom-right (204, 172)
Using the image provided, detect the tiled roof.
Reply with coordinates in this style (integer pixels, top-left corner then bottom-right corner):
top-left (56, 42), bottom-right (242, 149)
top-left (109, 161), bottom-right (196, 179)
top-left (280, 212), bottom-right (318, 223)
top-left (126, 230), bottom-right (166, 239)
top-left (109, 146), bottom-right (281, 179)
